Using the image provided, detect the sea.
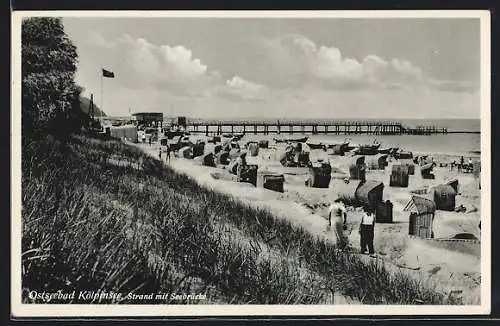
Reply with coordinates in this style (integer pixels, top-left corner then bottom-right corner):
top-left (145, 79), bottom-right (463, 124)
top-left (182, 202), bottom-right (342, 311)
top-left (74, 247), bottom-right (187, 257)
top-left (105, 116), bottom-right (482, 157)
top-left (312, 119), bottom-right (481, 157)
top-left (187, 118), bottom-right (481, 158)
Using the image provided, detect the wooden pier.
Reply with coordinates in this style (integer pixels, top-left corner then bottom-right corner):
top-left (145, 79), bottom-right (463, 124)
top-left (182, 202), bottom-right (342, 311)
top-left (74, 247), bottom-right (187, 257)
top-left (182, 119), bottom-right (448, 136)
top-left (405, 125), bottom-right (448, 135)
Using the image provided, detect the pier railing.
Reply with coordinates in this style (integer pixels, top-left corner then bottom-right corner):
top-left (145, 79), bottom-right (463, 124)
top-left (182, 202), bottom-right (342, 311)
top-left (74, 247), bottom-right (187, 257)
top-left (100, 117), bottom-right (452, 136)
top-left (181, 119), bottom-right (448, 136)
top-left (404, 125), bottom-right (448, 135)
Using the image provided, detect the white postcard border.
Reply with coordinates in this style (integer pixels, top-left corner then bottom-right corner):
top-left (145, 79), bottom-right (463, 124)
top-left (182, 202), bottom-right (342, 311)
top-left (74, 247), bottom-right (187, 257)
top-left (11, 10), bottom-right (491, 317)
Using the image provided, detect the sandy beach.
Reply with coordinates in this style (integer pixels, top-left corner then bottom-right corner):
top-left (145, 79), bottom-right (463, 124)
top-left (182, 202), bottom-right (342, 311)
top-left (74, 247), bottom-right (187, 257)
top-left (135, 136), bottom-right (481, 304)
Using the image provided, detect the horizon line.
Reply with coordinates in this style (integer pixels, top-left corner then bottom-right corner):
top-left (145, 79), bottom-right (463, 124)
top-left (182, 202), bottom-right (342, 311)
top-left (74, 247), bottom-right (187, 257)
top-left (101, 115), bottom-right (481, 120)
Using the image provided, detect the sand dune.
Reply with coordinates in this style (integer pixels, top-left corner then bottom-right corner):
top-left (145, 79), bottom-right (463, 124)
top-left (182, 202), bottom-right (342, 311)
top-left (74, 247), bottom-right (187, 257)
top-left (136, 139), bottom-right (481, 304)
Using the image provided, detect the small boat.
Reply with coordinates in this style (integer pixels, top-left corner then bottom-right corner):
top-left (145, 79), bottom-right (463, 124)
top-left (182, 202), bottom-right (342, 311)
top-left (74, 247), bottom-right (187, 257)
top-left (165, 130), bottom-right (189, 139)
top-left (378, 147), bottom-right (394, 155)
top-left (396, 150), bottom-right (413, 160)
top-left (355, 143), bottom-right (381, 155)
top-left (306, 142), bottom-right (326, 150)
top-left (390, 147), bottom-right (400, 155)
top-left (274, 136), bottom-right (309, 143)
top-left (233, 133), bottom-right (245, 141)
top-left (345, 145), bottom-right (356, 152)
top-left (328, 142), bottom-right (350, 155)
top-left (354, 139), bottom-right (381, 155)
top-left (222, 133), bottom-right (245, 141)
top-left (339, 138), bottom-right (356, 152)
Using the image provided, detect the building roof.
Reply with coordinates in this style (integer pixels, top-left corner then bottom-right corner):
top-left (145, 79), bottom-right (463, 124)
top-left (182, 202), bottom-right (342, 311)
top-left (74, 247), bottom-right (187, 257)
top-left (432, 184), bottom-right (457, 195)
top-left (403, 195), bottom-right (436, 214)
top-left (421, 162), bottom-right (434, 172)
top-left (131, 112), bottom-right (164, 121)
top-left (356, 180), bottom-right (384, 198)
top-left (132, 112), bottom-right (163, 116)
top-left (445, 179), bottom-right (459, 192)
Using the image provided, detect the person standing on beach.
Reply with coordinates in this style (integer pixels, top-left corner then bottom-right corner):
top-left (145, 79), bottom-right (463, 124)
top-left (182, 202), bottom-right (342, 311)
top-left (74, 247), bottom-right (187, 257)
top-left (166, 144), bottom-right (171, 163)
top-left (328, 199), bottom-right (348, 249)
top-left (459, 156), bottom-right (464, 173)
top-left (359, 206), bottom-right (376, 255)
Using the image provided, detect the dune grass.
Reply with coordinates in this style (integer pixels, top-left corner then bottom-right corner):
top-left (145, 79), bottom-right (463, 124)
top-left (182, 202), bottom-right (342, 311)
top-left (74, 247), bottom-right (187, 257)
top-left (21, 134), bottom-right (460, 304)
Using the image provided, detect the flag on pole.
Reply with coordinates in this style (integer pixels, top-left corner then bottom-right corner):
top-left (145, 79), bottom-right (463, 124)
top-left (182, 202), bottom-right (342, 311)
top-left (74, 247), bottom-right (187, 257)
top-left (102, 68), bottom-right (115, 78)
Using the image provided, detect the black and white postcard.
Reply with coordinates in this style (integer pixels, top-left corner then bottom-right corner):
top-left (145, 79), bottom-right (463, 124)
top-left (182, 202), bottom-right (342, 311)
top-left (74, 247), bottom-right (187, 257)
top-left (11, 10), bottom-right (491, 317)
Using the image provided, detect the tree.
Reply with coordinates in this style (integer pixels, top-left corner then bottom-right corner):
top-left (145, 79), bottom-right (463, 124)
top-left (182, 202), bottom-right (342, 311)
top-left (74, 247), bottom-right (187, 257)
top-left (22, 17), bottom-right (82, 139)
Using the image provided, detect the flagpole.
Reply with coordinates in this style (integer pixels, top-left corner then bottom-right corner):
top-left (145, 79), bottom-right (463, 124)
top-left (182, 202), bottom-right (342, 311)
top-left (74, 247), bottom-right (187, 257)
top-left (100, 65), bottom-right (104, 112)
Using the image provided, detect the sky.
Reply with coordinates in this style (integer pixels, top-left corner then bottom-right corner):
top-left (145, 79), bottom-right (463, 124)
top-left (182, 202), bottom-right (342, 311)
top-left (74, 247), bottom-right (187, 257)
top-left (63, 17), bottom-right (481, 119)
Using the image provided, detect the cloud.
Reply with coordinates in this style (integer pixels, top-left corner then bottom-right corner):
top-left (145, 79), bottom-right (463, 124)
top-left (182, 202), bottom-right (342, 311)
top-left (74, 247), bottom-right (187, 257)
top-left (215, 76), bottom-right (269, 102)
top-left (262, 34), bottom-right (471, 92)
top-left (118, 35), bottom-right (215, 86)
top-left (87, 32), bottom-right (117, 48)
top-left (88, 33), bottom-right (269, 102)
top-left (273, 87), bottom-right (479, 119)
top-left (361, 55), bottom-right (424, 85)
top-left (79, 31), bottom-right (477, 118)
top-left (160, 45), bottom-right (208, 78)
top-left (427, 80), bottom-right (477, 93)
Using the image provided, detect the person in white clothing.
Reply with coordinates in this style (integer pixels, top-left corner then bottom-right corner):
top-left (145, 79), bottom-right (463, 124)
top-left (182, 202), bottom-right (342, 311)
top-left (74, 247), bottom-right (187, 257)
top-left (360, 206), bottom-right (376, 255)
top-left (329, 199), bottom-right (348, 249)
